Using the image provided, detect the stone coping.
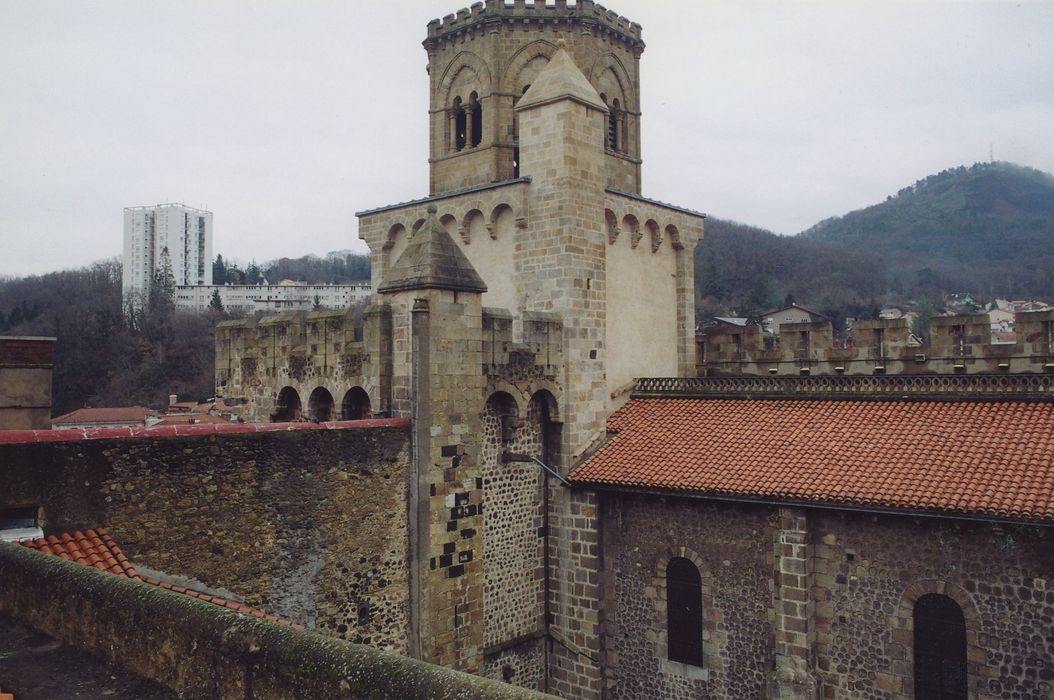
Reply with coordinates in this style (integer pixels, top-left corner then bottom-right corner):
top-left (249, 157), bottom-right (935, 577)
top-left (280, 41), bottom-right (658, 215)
top-left (0, 418), bottom-right (411, 445)
top-left (0, 543), bottom-right (553, 699)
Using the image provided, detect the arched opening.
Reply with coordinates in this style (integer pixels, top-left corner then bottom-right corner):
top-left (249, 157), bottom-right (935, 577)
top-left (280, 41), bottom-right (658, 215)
top-left (485, 391), bottom-right (519, 444)
top-left (512, 84), bottom-right (530, 178)
top-left (469, 91), bottom-right (482, 148)
top-left (914, 593), bottom-right (967, 699)
top-left (667, 557), bottom-right (703, 666)
top-left (307, 387), bottom-right (334, 422)
top-left (272, 386), bottom-right (302, 422)
top-left (341, 387), bottom-right (371, 420)
top-left (453, 97), bottom-right (467, 152)
top-left (608, 98), bottom-right (621, 152)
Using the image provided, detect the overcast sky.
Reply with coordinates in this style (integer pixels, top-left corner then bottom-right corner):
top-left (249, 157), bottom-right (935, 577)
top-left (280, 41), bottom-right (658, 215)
top-left (1, 0), bottom-right (1052, 277)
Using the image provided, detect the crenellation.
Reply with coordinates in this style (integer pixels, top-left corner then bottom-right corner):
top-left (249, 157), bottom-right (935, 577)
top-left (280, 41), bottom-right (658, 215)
top-left (700, 311), bottom-right (1054, 376)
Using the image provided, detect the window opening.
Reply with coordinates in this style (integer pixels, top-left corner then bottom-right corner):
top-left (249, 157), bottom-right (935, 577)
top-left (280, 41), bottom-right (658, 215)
top-left (453, 97), bottom-right (466, 152)
top-left (470, 92), bottom-right (482, 148)
top-left (914, 593), bottom-right (967, 700)
top-left (607, 99), bottom-right (620, 151)
top-left (667, 557), bottom-right (703, 666)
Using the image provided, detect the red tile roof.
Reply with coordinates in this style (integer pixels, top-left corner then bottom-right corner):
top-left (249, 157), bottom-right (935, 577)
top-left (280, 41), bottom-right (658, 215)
top-left (571, 398), bottom-right (1054, 522)
top-left (51, 407), bottom-right (157, 425)
top-left (151, 414), bottom-right (231, 426)
top-left (20, 528), bottom-right (296, 627)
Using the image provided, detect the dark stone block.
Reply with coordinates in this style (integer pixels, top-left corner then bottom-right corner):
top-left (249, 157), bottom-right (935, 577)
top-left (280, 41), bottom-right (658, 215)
top-left (441, 445), bottom-right (459, 458)
top-left (443, 542), bottom-right (455, 554)
top-left (439, 553), bottom-right (453, 568)
top-left (446, 520), bottom-right (458, 532)
top-left (458, 550), bottom-right (473, 563)
top-left (460, 528), bottom-right (476, 539)
top-left (447, 564), bottom-right (465, 578)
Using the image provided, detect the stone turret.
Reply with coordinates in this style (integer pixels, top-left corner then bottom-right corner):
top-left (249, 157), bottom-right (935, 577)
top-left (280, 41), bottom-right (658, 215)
top-left (378, 204), bottom-right (488, 672)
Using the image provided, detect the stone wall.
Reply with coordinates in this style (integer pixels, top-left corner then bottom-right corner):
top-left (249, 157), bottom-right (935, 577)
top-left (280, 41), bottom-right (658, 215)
top-left (0, 421), bottom-right (412, 652)
top-left (595, 491), bottom-right (1054, 700)
top-left (811, 510), bottom-right (1054, 700)
top-left (599, 493), bottom-right (774, 698)
top-left (0, 543), bottom-right (553, 700)
top-left (699, 309), bottom-right (1054, 377)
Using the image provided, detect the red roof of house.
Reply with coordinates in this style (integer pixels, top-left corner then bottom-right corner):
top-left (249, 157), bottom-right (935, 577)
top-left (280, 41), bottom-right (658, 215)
top-left (152, 414), bottom-right (231, 426)
top-left (571, 398), bottom-right (1054, 522)
top-left (20, 528), bottom-right (294, 626)
top-left (51, 407), bottom-right (157, 425)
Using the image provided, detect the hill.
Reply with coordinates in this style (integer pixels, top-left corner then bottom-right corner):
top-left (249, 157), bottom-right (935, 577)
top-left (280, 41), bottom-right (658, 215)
top-left (696, 162), bottom-right (1054, 325)
top-left (801, 161), bottom-right (1054, 299)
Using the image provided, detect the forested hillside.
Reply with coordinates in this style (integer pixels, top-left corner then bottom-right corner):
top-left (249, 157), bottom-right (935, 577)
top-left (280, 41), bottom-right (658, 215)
top-left (0, 251), bottom-right (371, 414)
top-left (695, 162), bottom-right (1054, 325)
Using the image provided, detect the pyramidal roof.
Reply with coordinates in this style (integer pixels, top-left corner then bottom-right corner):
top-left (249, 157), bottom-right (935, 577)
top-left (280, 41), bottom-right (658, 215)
top-left (377, 204), bottom-right (487, 294)
top-left (516, 42), bottom-right (607, 113)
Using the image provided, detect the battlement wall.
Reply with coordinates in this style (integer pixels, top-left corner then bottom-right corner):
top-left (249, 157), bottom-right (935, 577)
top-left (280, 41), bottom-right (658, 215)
top-left (425, 0), bottom-right (643, 47)
top-left (698, 309), bottom-right (1054, 376)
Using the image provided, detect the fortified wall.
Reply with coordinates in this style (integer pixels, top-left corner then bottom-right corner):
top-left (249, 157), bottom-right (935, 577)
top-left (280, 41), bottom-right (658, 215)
top-left (698, 309), bottom-right (1054, 376)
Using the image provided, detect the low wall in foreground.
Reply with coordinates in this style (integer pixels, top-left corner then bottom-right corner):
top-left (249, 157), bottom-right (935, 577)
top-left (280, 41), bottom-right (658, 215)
top-left (0, 544), bottom-right (551, 699)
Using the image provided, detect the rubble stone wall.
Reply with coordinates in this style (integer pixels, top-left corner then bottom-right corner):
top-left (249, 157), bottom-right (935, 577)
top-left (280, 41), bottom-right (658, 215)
top-left (0, 421), bottom-right (412, 653)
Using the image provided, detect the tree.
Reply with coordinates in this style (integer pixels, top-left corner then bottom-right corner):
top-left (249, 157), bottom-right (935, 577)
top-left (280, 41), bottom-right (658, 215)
top-left (208, 289), bottom-right (225, 312)
top-left (147, 247), bottom-right (176, 318)
top-left (313, 294), bottom-right (323, 310)
top-left (213, 254), bottom-right (227, 285)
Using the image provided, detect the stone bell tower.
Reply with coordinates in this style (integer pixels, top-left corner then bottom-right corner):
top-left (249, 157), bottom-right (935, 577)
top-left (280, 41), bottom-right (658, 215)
top-left (423, 0), bottom-right (645, 196)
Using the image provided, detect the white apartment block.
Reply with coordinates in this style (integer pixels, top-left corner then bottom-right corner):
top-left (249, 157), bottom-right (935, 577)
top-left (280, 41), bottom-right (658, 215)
top-left (174, 281), bottom-right (372, 314)
top-left (123, 203), bottom-right (213, 305)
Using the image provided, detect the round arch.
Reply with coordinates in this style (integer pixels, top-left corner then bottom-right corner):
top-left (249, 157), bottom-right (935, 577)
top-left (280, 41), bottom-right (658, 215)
top-left (273, 386), bottom-right (302, 422)
top-left (307, 386), bottom-right (335, 422)
top-left (501, 40), bottom-right (557, 94)
top-left (437, 50), bottom-right (493, 108)
top-left (341, 386), bottom-right (371, 420)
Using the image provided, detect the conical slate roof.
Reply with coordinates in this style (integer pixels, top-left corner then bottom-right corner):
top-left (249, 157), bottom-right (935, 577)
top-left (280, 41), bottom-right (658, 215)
top-left (516, 42), bottom-right (607, 113)
top-left (377, 204), bottom-right (487, 294)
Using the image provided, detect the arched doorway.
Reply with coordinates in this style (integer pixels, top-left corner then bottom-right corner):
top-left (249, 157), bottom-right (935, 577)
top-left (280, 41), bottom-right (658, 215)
top-left (272, 386), bottom-right (301, 422)
top-left (341, 387), bottom-right (371, 420)
top-left (307, 387), bottom-right (335, 422)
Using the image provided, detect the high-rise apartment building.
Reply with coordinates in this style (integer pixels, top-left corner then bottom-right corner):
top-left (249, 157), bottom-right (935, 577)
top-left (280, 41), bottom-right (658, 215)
top-left (122, 203), bottom-right (213, 305)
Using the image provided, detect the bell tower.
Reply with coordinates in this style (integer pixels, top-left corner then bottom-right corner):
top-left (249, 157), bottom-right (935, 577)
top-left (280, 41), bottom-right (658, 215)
top-left (423, 0), bottom-right (645, 196)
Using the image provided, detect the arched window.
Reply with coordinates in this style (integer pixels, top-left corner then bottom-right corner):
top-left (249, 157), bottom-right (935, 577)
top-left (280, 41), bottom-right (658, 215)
top-left (914, 593), bottom-right (967, 699)
top-left (453, 97), bottom-right (466, 151)
top-left (608, 98), bottom-right (621, 152)
top-left (667, 557), bottom-right (702, 666)
top-left (469, 92), bottom-right (482, 148)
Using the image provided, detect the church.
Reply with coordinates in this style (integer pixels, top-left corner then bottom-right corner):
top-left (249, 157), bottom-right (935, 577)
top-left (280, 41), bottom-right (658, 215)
top-left (2, 2), bottom-right (1052, 699)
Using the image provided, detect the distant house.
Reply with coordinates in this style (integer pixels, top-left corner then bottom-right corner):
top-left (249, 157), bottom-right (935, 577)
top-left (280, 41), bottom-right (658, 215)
top-left (51, 406), bottom-right (158, 430)
top-left (761, 303), bottom-right (828, 335)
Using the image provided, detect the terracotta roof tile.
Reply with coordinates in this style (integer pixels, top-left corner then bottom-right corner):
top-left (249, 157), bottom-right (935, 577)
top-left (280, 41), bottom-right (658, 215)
top-left (571, 398), bottom-right (1054, 522)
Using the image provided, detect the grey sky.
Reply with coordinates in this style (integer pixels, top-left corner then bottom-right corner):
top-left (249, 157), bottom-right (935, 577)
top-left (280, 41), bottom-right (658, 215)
top-left (1, 0), bottom-right (1051, 277)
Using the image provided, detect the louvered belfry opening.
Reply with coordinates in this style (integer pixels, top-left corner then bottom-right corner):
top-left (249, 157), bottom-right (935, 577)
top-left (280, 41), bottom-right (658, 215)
top-left (667, 557), bottom-right (703, 666)
top-left (914, 593), bottom-right (967, 700)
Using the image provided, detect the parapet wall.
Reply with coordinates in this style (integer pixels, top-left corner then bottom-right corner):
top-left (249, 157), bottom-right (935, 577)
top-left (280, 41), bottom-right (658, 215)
top-left (698, 310), bottom-right (1054, 376)
top-left (0, 420), bottom-right (412, 652)
top-left (0, 543), bottom-right (551, 700)
top-left (425, 0), bottom-right (643, 49)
